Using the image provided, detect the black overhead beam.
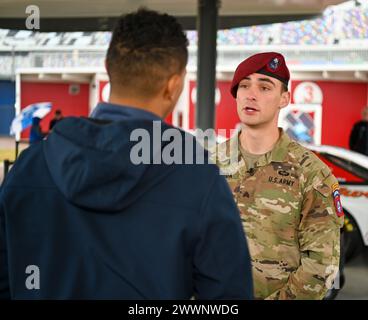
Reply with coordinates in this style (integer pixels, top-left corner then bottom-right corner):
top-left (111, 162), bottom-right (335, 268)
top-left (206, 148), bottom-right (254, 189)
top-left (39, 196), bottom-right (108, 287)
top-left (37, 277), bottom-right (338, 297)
top-left (0, 14), bottom-right (318, 32)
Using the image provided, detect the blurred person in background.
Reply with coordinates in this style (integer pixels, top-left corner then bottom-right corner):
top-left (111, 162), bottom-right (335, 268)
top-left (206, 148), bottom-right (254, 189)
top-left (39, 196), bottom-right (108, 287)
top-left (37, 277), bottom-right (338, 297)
top-left (29, 117), bottom-right (46, 144)
top-left (49, 109), bottom-right (64, 131)
top-left (349, 106), bottom-right (368, 156)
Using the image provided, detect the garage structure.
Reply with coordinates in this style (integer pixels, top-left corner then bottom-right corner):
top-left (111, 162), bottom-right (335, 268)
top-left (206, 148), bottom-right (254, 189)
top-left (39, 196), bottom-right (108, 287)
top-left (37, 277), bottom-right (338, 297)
top-left (0, 0), bottom-right (349, 131)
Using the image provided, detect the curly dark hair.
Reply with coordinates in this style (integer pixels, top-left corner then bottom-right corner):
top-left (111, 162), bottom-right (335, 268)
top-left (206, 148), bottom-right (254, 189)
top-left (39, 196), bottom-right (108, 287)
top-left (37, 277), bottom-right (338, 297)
top-left (106, 8), bottom-right (188, 97)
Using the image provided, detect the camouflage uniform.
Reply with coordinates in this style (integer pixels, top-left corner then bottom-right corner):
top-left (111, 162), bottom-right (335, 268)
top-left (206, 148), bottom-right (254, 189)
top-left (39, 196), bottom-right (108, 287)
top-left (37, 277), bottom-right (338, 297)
top-left (211, 129), bottom-right (344, 300)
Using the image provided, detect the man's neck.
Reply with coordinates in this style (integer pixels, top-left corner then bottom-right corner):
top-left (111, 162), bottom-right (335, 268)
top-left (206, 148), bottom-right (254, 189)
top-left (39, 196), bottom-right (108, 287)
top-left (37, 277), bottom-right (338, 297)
top-left (108, 95), bottom-right (165, 118)
top-left (240, 125), bottom-right (280, 155)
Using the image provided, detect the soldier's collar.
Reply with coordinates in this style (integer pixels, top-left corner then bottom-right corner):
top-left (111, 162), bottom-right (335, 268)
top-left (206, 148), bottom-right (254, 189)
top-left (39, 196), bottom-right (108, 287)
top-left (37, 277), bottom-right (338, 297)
top-left (216, 128), bottom-right (291, 166)
top-left (215, 131), bottom-right (242, 164)
top-left (259, 129), bottom-right (291, 165)
top-left (236, 128), bottom-right (291, 167)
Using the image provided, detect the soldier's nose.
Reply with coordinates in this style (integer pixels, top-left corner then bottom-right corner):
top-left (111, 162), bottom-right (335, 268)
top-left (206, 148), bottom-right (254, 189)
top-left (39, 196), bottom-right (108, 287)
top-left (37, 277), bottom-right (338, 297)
top-left (246, 95), bottom-right (256, 101)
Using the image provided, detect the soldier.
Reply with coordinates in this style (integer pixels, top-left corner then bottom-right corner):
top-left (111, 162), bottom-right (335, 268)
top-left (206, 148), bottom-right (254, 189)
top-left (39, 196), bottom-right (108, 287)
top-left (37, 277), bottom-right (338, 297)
top-left (211, 52), bottom-right (344, 299)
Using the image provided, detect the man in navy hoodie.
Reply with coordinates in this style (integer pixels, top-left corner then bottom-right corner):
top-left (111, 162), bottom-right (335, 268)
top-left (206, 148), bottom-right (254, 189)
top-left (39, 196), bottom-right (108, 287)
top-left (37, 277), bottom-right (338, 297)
top-left (0, 9), bottom-right (253, 299)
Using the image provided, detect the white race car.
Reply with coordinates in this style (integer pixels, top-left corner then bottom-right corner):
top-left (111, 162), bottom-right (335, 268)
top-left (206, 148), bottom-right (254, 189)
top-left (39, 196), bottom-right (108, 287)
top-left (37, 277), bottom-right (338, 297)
top-left (304, 144), bottom-right (368, 262)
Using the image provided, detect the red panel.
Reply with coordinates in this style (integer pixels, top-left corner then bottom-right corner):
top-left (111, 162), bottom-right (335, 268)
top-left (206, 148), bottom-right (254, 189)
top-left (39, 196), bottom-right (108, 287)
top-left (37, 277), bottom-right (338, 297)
top-left (99, 80), bottom-right (108, 102)
top-left (21, 82), bottom-right (89, 138)
top-left (215, 81), bottom-right (240, 138)
top-left (291, 81), bottom-right (368, 148)
top-left (189, 80), bottom-right (239, 138)
top-left (189, 80), bottom-right (195, 130)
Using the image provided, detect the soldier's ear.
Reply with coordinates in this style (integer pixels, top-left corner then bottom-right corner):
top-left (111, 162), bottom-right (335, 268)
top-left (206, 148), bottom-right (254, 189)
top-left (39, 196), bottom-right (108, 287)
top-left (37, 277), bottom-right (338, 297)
top-left (280, 91), bottom-right (290, 109)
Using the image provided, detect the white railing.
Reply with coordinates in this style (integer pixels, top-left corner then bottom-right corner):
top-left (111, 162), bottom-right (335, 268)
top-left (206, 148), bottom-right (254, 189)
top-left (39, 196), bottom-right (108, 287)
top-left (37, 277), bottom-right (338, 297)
top-left (1, 44), bottom-right (368, 78)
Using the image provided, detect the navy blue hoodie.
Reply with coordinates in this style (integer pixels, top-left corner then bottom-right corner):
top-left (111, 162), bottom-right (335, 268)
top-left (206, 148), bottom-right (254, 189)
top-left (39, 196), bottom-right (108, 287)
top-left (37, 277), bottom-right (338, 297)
top-left (0, 103), bottom-right (253, 299)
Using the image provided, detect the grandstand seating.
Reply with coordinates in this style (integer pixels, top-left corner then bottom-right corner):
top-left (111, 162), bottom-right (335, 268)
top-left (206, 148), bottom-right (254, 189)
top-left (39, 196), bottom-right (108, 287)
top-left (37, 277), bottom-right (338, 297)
top-left (0, 0), bottom-right (367, 77)
top-left (0, 1), bottom-right (367, 48)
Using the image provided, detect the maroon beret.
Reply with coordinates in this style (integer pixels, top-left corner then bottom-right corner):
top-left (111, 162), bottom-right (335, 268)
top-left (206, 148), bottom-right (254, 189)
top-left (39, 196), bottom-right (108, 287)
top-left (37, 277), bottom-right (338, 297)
top-left (230, 52), bottom-right (290, 98)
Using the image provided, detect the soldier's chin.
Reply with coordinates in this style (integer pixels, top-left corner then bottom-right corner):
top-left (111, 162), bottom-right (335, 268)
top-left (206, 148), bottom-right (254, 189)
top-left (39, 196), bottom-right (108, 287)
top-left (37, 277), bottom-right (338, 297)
top-left (239, 118), bottom-right (260, 127)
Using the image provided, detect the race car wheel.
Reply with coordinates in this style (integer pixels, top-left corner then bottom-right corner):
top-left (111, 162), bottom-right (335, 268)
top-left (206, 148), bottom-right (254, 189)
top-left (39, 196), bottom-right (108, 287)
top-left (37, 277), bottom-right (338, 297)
top-left (343, 210), bottom-right (364, 263)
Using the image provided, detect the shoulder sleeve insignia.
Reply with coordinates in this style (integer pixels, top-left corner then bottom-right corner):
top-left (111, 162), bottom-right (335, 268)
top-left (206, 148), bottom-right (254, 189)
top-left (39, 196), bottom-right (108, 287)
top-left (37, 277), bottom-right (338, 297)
top-left (332, 183), bottom-right (344, 217)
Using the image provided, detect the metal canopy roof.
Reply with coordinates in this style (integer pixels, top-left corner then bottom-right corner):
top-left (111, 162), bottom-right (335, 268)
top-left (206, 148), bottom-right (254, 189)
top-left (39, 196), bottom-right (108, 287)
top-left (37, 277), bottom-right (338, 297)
top-left (0, 0), bottom-right (348, 31)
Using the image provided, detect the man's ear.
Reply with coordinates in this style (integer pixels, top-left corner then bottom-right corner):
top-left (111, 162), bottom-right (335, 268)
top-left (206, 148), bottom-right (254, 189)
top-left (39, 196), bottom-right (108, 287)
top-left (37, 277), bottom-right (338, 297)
top-left (163, 70), bottom-right (185, 104)
top-left (280, 91), bottom-right (290, 109)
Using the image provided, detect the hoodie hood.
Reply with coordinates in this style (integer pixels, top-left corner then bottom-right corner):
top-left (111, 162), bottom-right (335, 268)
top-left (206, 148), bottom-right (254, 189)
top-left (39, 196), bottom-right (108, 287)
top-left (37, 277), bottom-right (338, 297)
top-left (43, 103), bottom-right (175, 212)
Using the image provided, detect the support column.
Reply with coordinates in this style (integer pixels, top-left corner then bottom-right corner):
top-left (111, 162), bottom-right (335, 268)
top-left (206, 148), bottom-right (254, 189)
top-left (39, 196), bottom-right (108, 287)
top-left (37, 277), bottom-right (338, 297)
top-left (196, 0), bottom-right (220, 132)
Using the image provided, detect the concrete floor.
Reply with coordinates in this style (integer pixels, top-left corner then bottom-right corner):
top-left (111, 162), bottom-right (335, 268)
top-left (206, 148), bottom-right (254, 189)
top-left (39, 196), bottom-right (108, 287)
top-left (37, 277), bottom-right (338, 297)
top-left (337, 248), bottom-right (368, 300)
